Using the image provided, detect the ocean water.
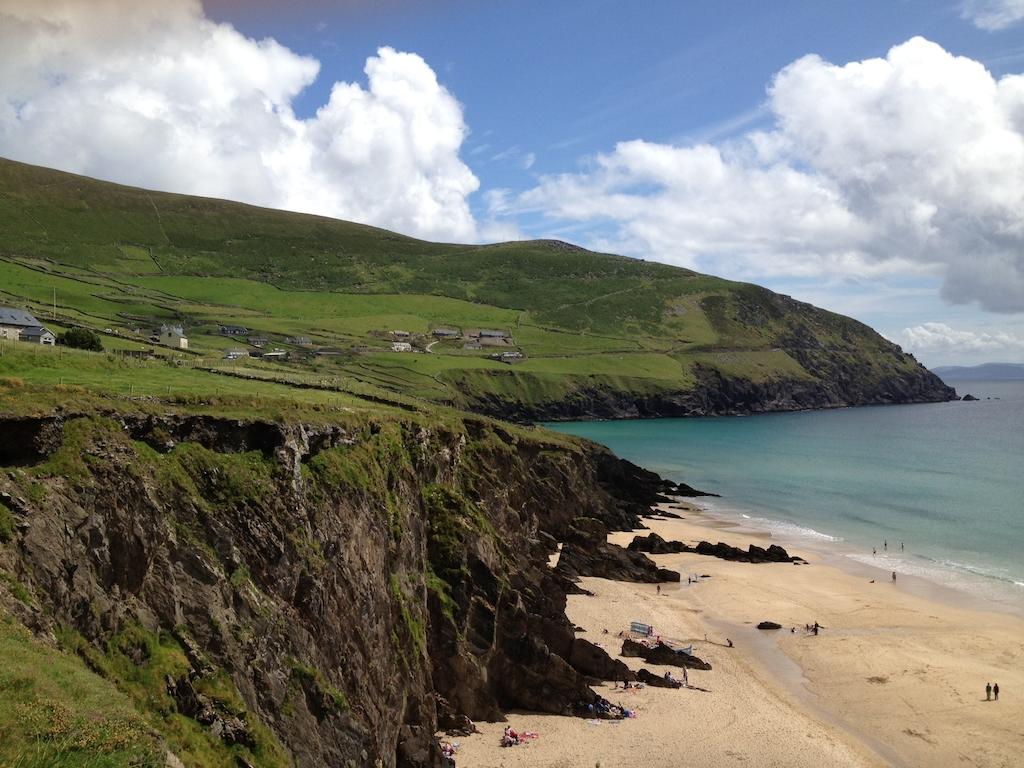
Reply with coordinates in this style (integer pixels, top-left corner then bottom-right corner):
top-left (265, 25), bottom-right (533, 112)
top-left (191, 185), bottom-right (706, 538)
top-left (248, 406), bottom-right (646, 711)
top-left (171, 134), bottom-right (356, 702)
top-left (544, 380), bottom-right (1024, 609)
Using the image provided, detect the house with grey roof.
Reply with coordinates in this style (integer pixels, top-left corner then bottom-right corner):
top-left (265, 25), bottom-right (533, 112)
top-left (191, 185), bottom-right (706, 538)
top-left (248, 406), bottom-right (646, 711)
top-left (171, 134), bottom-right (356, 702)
top-left (20, 326), bottom-right (56, 346)
top-left (0, 306), bottom-right (44, 341)
top-left (159, 324), bottom-right (189, 350)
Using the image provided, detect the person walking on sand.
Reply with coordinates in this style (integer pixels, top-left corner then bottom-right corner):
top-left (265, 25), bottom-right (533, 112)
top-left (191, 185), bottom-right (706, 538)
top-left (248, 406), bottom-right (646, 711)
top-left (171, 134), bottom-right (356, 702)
top-left (657, 584), bottom-right (661, 595)
top-left (986, 682), bottom-right (992, 701)
top-left (994, 683), bottom-right (999, 701)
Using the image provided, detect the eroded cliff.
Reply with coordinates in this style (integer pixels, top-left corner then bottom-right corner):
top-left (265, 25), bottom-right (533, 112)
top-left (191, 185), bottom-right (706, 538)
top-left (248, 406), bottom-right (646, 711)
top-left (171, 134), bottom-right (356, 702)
top-left (0, 411), bottom-right (677, 767)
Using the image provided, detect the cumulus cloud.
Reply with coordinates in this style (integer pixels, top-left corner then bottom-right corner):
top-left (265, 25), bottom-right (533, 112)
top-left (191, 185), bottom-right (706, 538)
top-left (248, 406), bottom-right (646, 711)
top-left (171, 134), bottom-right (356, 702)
top-left (0, 0), bottom-right (478, 241)
top-left (961, 0), bottom-right (1024, 30)
top-left (517, 37), bottom-right (1024, 313)
top-left (901, 322), bottom-right (1024, 353)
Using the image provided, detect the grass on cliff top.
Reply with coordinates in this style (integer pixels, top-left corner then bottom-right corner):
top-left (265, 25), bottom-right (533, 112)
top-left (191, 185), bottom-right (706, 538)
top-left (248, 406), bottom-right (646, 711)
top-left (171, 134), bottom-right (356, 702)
top-left (0, 615), bottom-right (163, 768)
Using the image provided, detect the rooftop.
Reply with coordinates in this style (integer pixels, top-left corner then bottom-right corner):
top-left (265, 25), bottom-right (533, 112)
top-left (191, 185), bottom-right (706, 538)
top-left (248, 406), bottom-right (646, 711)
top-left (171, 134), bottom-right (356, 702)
top-left (0, 307), bottom-right (42, 327)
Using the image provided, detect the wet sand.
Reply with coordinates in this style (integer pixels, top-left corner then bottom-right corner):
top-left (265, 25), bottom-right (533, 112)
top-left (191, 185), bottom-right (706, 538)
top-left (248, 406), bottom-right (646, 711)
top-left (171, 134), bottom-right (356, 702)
top-left (448, 504), bottom-right (1024, 767)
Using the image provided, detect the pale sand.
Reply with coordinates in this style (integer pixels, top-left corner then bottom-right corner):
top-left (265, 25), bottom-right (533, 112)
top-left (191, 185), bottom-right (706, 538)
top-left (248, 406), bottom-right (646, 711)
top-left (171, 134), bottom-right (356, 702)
top-left (448, 505), bottom-right (1024, 767)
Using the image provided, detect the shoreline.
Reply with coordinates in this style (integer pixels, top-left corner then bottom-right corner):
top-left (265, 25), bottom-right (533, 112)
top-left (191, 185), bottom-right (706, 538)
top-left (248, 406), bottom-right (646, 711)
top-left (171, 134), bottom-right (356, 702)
top-left (450, 500), bottom-right (1024, 767)
top-left (689, 497), bottom-right (1024, 621)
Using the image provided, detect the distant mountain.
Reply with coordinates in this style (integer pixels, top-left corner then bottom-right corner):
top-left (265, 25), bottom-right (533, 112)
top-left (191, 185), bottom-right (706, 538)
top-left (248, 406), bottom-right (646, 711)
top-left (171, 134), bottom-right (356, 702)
top-left (932, 363), bottom-right (1024, 381)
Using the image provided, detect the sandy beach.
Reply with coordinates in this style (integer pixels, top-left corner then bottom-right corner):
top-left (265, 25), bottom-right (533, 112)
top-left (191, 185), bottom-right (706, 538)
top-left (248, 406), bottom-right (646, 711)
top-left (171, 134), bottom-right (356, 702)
top-left (448, 504), bottom-right (1024, 767)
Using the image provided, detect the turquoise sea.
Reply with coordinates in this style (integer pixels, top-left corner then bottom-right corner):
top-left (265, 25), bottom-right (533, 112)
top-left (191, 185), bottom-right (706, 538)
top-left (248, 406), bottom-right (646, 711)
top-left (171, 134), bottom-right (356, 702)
top-left (545, 380), bottom-right (1024, 609)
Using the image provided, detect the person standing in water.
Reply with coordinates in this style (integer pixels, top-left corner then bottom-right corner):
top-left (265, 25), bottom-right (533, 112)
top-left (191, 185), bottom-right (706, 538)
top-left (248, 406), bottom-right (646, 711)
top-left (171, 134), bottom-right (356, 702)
top-left (900, 542), bottom-right (904, 551)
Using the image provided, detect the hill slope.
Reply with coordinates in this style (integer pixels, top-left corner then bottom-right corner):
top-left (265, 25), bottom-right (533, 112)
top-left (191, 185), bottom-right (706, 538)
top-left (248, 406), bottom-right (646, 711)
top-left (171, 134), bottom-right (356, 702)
top-left (0, 157), bottom-right (954, 417)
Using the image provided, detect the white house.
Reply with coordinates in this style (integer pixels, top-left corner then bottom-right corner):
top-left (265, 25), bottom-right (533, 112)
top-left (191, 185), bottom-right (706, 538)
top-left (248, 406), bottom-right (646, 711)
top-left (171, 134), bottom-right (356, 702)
top-left (19, 326), bottom-right (56, 346)
top-left (159, 325), bottom-right (189, 350)
top-left (391, 342), bottom-right (413, 352)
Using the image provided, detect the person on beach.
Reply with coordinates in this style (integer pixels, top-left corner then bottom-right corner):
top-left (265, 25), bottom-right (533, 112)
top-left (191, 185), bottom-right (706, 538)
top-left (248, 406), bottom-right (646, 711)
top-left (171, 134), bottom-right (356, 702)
top-left (884, 540), bottom-right (887, 550)
top-left (892, 571), bottom-right (897, 582)
top-left (873, 547), bottom-right (877, 556)
top-left (657, 585), bottom-right (661, 595)
top-left (901, 541), bottom-right (904, 551)
top-left (986, 682), bottom-right (992, 700)
top-left (994, 683), bottom-right (999, 700)
top-left (682, 668), bottom-right (688, 687)
top-left (726, 638), bottom-right (733, 647)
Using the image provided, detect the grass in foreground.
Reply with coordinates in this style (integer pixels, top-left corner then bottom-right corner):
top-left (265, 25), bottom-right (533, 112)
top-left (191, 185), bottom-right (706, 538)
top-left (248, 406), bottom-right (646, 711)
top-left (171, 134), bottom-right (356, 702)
top-left (0, 615), bottom-right (162, 768)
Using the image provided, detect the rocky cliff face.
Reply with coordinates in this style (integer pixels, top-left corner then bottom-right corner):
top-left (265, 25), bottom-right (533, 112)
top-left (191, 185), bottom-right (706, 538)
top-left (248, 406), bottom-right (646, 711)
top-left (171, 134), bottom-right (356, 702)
top-left (464, 361), bottom-right (956, 422)
top-left (0, 412), bottom-right (666, 767)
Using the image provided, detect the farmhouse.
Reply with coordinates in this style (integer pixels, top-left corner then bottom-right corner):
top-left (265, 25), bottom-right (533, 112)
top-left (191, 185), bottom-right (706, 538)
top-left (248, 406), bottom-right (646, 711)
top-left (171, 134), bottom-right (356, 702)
top-left (260, 349), bottom-right (288, 360)
top-left (392, 330), bottom-right (411, 339)
top-left (0, 306), bottom-right (49, 342)
top-left (20, 326), bottom-right (57, 346)
top-left (159, 325), bottom-right (189, 350)
top-left (248, 337), bottom-right (269, 348)
top-left (223, 348), bottom-right (249, 360)
top-left (219, 324), bottom-right (249, 336)
top-left (493, 351), bottom-right (524, 363)
top-left (286, 336), bottom-right (312, 346)
top-left (391, 342), bottom-right (413, 352)
top-left (431, 327), bottom-right (460, 339)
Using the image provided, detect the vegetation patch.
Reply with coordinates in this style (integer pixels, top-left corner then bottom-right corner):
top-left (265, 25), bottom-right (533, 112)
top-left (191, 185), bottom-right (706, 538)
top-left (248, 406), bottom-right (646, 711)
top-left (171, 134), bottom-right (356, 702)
top-left (0, 614), bottom-right (163, 768)
top-left (0, 501), bottom-right (14, 543)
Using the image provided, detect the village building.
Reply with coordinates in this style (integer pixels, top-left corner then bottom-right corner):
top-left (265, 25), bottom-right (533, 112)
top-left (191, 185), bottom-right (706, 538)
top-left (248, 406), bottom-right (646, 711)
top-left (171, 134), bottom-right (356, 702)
top-left (493, 351), bottom-right (524, 363)
top-left (463, 342), bottom-right (483, 350)
top-left (248, 337), bottom-right (269, 348)
top-left (391, 341), bottom-right (413, 352)
top-left (260, 349), bottom-right (288, 360)
top-left (159, 325), bottom-right (189, 350)
top-left (286, 336), bottom-right (312, 346)
top-left (0, 307), bottom-right (48, 342)
top-left (432, 327), bottom-right (460, 339)
top-left (392, 330), bottom-right (411, 339)
top-left (219, 324), bottom-right (249, 336)
top-left (223, 348), bottom-right (249, 360)
top-left (19, 326), bottom-right (57, 346)
top-left (479, 329), bottom-right (508, 338)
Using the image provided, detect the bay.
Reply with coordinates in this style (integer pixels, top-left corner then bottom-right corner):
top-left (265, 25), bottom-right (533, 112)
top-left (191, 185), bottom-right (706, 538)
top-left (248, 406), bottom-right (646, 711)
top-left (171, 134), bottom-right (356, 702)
top-left (544, 380), bottom-right (1024, 608)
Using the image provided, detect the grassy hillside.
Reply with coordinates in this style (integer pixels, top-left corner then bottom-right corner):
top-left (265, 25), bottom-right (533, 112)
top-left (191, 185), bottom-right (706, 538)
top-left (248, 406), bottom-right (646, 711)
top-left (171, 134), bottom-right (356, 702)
top-left (0, 157), bottom-right (951, 417)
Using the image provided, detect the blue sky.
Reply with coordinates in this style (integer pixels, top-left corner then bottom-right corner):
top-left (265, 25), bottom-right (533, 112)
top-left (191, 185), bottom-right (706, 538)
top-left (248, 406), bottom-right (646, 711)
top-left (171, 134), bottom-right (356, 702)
top-left (4, 0), bottom-right (1024, 365)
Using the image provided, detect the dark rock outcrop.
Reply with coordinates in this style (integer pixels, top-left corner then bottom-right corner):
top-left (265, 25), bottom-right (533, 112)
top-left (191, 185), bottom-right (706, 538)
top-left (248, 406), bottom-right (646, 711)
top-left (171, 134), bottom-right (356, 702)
top-left (636, 668), bottom-right (682, 688)
top-left (627, 534), bottom-right (803, 564)
top-left (756, 621), bottom-right (783, 630)
top-left (627, 532), bottom-right (686, 554)
top-left (556, 518), bottom-right (680, 583)
top-left (961, 393), bottom-right (979, 401)
top-left (567, 638), bottom-right (635, 683)
top-left (620, 638), bottom-right (712, 671)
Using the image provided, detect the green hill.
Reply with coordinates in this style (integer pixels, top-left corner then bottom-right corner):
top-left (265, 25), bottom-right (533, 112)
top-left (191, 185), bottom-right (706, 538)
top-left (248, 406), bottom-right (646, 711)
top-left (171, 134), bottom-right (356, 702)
top-left (0, 156), bottom-right (953, 417)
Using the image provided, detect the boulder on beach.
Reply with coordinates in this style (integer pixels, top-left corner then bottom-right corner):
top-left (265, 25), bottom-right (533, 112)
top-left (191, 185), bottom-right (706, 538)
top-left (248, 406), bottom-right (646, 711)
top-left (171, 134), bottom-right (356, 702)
top-left (756, 621), bottom-right (783, 630)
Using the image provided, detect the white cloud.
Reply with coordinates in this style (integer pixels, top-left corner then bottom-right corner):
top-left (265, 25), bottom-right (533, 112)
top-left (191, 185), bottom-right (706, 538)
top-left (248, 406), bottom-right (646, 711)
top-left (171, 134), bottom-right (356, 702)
top-left (901, 322), bottom-right (1024, 353)
top-left (961, 0), bottom-right (1024, 30)
top-left (0, 0), bottom-right (478, 241)
top-left (517, 37), bottom-right (1024, 313)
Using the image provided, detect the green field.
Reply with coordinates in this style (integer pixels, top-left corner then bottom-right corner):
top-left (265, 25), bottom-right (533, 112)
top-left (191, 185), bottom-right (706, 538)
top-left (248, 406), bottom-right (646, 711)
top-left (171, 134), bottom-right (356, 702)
top-left (0, 156), bottom-right (938, 416)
